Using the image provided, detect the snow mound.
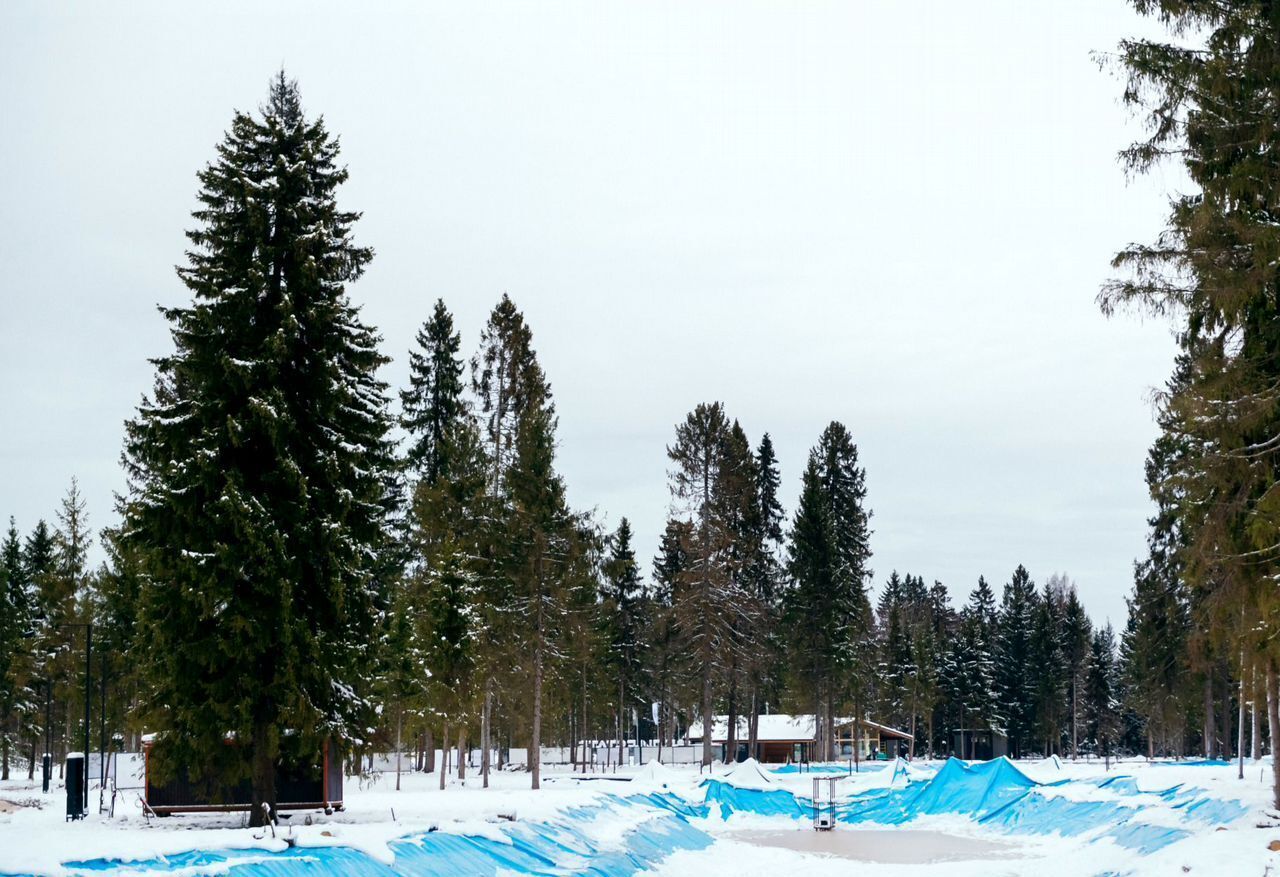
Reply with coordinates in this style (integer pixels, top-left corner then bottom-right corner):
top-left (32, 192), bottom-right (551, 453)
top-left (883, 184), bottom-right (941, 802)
top-left (718, 758), bottom-right (778, 791)
top-left (630, 760), bottom-right (681, 791)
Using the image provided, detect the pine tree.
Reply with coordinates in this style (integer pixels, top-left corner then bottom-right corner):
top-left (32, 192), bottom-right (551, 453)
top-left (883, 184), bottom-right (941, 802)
top-left (877, 571), bottom-right (909, 730)
top-left (745, 432), bottom-right (785, 757)
top-left (501, 368), bottom-right (578, 789)
top-left (648, 519), bottom-right (690, 757)
top-left (121, 73), bottom-right (394, 825)
top-left (1058, 578), bottom-right (1093, 758)
top-left (1121, 369), bottom-right (1193, 759)
top-left (0, 518), bottom-right (35, 780)
top-left (1085, 623), bottom-right (1121, 767)
top-left (472, 294), bottom-right (547, 493)
top-left (601, 518), bottom-right (645, 764)
top-left (717, 420), bottom-right (760, 763)
top-left (995, 565), bottom-right (1038, 757)
top-left (946, 576), bottom-right (1001, 758)
top-left (1101, 1), bottom-right (1280, 805)
top-left (1028, 582), bottom-right (1067, 755)
top-left (93, 521), bottom-right (145, 753)
top-left (667, 402), bottom-right (735, 767)
top-left (401, 299), bottom-right (467, 483)
top-left (22, 520), bottom-right (59, 768)
top-left (783, 421), bottom-right (873, 764)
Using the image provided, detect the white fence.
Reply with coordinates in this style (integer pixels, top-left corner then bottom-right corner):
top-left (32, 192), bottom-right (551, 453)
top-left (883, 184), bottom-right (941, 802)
top-left (364, 743), bottom-right (705, 773)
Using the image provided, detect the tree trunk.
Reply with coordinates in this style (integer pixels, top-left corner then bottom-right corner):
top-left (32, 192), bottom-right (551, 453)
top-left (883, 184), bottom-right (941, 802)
top-left (1071, 676), bottom-right (1079, 760)
top-left (439, 723), bottom-right (449, 790)
top-left (725, 679), bottom-right (737, 765)
top-left (618, 676), bottom-right (626, 768)
top-left (2, 730), bottom-right (9, 781)
top-left (701, 663), bottom-right (713, 768)
top-left (747, 687), bottom-right (759, 762)
top-left (1268, 662), bottom-right (1280, 809)
top-left (532, 639), bottom-right (543, 789)
top-left (249, 720), bottom-right (276, 828)
top-left (1203, 675), bottom-right (1215, 759)
top-left (395, 705), bottom-right (403, 791)
top-left (1268, 673), bottom-right (1276, 756)
top-left (425, 728), bottom-right (435, 774)
top-left (457, 729), bottom-right (466, 781)
top-left (1253, 664), bottom-right (1263, 761)
top-left (481, 677), bottom-right (492, 788)
top-left (1220, 667), bottom-right (1231, 761)
top-left (531, 546), bottom-right (545, 790)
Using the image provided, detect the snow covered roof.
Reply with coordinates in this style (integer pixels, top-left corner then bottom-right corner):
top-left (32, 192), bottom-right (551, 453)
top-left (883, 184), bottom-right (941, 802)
top-left (687, 714), bottom-right (913, 742)
top-left (835, 717), bottom-right (914, 740)
top-left (686, 714), bottom-right (817, 743)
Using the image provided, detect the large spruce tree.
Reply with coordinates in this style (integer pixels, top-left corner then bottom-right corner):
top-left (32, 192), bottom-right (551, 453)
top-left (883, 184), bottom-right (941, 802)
top-left (995, 565), bottom-right (1038, 757)
top-left (1102, 1), bottom-right (1280, 804)
top-left (121, 73), bottom-right (394, 825)
top-left (0, 518), bottom-right (34, 780)
top-left (401, 299), bottom-right (467, 483)
top-left (784, 421), bottom-right (874, 763)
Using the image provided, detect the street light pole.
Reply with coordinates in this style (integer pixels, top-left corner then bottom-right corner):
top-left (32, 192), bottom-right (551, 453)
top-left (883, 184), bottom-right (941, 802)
top-left (83, 624), bottom-right (91, 812)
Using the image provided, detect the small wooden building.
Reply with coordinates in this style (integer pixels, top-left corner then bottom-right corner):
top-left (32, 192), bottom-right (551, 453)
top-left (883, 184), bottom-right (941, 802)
top-left (951, 728), bottom-right (1008, 760)
top-left (143, 737), bottom-right (343, 816)
top-left (687, 715), bottom-right (913, 763)
top-left (834, 718), bottom-right (914, 759)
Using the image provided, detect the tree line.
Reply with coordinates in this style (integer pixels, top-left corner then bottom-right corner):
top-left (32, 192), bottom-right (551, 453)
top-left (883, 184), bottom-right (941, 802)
top-left (3, 51), bottom-right (1269, 824)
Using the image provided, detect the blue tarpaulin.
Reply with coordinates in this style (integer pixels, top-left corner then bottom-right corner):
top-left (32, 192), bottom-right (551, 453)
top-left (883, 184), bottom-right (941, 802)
top-left (15, 799), bottom-right (713, 877)
top-left (6, 758), bottom-right (1253, 875)
top-left (697, 756), bottom-right (1248, 855)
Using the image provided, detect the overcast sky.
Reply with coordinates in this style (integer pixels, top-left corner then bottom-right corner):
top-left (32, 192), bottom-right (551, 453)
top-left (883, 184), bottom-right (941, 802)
top-left (1, 1), bottom-right (1183, 626)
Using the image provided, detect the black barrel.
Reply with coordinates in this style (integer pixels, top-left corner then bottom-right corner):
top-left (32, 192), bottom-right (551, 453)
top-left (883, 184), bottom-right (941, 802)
top-left (65, 753), bottom-right (85, 821)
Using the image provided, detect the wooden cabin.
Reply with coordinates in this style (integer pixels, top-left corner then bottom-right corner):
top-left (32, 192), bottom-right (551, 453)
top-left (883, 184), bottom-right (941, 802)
top-left (143, 736), bottom-right (343, 816)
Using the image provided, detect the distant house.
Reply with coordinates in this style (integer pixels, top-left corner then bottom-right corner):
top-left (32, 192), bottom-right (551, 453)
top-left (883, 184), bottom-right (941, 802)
top-left (951, 728), bottom-right (1008, 760)
top-left (687, 714), bottom-right (913, 763)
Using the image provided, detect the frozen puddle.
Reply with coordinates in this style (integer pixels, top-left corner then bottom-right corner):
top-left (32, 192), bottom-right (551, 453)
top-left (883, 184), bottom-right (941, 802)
top-left (732, 828), bottom-right (1025, 863)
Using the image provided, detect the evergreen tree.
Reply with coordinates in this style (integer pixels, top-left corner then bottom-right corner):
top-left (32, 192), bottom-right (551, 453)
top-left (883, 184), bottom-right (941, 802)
top-left (1101, 0), bottom-right (1280, 804)
top-left (121, 73), bottom-right (394, 825)
top-left (1085, 623), bottom-right (1121, 767)
top-left (667, 402), bottom-right (735, 767)
top-left (401, 299), bottom-right (467, 483)
top-left (22, 520), bottom-right (59, 768)
top-left (945, 576), bottom-right (1000, 757)
top-left (995, 565), bottom-right (1038, 757)
top-left (601, 518), bottom-right (645, 764)
top-left (877, 571), bottom-right (910, 730)
top-left (1122, 368), bottom-right (1193, 759)
top-left (0, 519), bottom-right (34, 780)
top-left (717, 419), bottom-right (760, 762)
top-left (501, 366), bottom-right (579, 789)
top-left (745, 432), bottom-right (786, 755)
top-left (1058, 578), bottom-right (1093, 758)
top-left (1028, 582), bottom-right (1067, 755)
top-left (93, 520), bottom-right (145, 753)
top-left (471, 294), bottom-right (547, 492)
top-left (648, 519), bottom-right (690, 756)
top-left (783, 421), bottom-right (873, 764)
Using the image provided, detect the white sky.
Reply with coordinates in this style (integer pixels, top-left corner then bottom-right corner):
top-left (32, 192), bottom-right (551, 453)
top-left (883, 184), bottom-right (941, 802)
top-left (0, 1), bottom-right (1183, 627)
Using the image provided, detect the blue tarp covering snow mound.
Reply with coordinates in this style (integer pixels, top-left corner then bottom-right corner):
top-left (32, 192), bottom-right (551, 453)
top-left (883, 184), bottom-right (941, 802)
top-left (699, 757), bottom-right (1248, 854)
top-left (12, 799), bottom-right (712, 877)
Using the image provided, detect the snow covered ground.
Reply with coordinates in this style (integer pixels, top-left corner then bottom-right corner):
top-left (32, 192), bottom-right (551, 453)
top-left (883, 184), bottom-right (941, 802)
top-left (0, 756), bottom-right (1276, 876)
